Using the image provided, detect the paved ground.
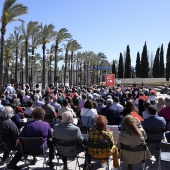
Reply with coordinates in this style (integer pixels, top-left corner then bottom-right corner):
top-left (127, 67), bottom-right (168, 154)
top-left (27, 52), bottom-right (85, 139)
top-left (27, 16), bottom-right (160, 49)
top-left (0, 142), bottom-right (170, 170)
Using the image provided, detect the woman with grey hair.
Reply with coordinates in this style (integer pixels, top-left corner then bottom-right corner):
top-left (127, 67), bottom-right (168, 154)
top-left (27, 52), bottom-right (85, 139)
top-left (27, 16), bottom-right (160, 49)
top-left (0, 106), bottom-right (19, 164)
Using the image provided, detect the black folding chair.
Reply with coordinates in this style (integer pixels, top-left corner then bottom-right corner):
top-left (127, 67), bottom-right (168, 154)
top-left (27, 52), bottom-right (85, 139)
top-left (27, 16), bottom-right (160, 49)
top-left (77, 125), bottom-right (88, 139)
top-left (158, 141), bottom-right (170, 170)
top-left (84, 140), bottom-right (110, 170)
top-left (53, 138), bottom-right (81, 170)
top-left (19, 137), bottom-right (47, 169)
top-left (0, 134), bottom-right (15, 170)
top-left (144, 127), bottom-right (165, 151)
top-left (120, 143), bottom-right (147, 170)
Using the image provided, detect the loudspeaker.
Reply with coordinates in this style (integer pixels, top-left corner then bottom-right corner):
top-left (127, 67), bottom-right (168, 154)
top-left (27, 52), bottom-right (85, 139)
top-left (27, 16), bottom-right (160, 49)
top-left (166, 77), bottom-right (169, 81)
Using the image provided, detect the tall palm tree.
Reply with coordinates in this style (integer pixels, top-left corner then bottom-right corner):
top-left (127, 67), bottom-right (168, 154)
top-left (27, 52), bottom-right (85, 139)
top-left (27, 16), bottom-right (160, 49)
top-left (69, 40), bottom-right (82, 86)
top-left (0, 0), bottom-right (27, 91)
top-left (54, 28), bottom-right (71, 87)
top-left (19, 43), bottom-right (25, 88)
top-left (16, 21), bottom-right (40, 84)
top-left (63, 39), bottom-right (73, 87)
top-left (4, 39), bottom-right (13, 83)
top-left (30, 34), bottom-right (41, 85)
top-left (39, 23), bottom-right (56, 89)
top-left (46, 45), bottom-right (55, 84)
top-left (9, 30), bottom-right (22, 83)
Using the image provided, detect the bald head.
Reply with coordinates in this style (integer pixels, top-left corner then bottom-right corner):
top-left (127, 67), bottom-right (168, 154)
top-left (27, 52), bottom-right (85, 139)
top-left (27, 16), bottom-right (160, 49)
top-left (62, 111), bottom-right (73, 123)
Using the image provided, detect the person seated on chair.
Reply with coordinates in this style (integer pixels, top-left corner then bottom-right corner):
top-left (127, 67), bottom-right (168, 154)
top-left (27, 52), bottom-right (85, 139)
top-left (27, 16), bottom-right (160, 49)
top-left (100, 98), bottom-right (121, 126)
top-left (41, 96), bottom-right (57, 123)
top-left (7, 107), bottom-right (55, 169)
top-left (0, 106), bottom-right (19, 164)
top-left (53, 111), bottom-right (84, 170)
top-left (24, 101), bottom-right (33, 118)
top-left (80, 99), bottom-right (98, 118)
top-left (117, 114), bottom-right (151, 170)
top-left (141, 105), bottom-right (166, 142)
top-left (85, 115), bottom-right (119, 170)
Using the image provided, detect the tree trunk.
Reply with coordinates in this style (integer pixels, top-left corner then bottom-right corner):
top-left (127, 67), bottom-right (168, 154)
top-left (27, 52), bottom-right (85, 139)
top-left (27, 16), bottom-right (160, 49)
top-left (54, 44), bottom-right (58, 87)
top-left (15, 48), bottom-right (18, 83)
top-left (64, 52), bottom-right (68, 87)
top-left (25, 41), bottom-right (29, 84)
top-left (42, 44), bottom-right (46, 89)
top-left (0, 26), bottom-right (6, 93)
top-left (31, 49), bottom-right (35, 87)
top-left (70, 53), bottom-right (73, 86)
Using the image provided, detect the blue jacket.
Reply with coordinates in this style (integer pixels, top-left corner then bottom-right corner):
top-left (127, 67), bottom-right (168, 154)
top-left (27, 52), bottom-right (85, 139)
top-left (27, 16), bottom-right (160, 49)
top-left (141, 115), bottom-right (166, 141)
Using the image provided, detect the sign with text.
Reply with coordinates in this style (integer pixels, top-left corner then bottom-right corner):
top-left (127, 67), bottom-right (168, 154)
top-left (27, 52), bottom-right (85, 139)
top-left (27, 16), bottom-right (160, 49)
top-left (105, 74), bottom-right (115, 87)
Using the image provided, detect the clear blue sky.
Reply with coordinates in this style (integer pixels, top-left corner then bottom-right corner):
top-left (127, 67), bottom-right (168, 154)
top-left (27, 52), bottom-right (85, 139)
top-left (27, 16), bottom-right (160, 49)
top-left (1, 0), bottom-right (170, 66)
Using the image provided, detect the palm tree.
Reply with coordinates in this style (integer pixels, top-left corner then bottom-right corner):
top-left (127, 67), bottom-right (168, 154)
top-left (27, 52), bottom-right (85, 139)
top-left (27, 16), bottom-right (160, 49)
top-left (69, 40), bottom-right (82, 86)
top-left (0, 0), bottom-right (27, 91)
top-left (16, 21), bottom-right (40, 84)
top-left (54, 28), bottom-right (71, 87)
top-left (9, 30), bottom-right (22, 83)
top-left (46, 45), bottom-right (55, 84)
top-left (19, 43), bottom-right (25, 88)
top-left (4, 39), bottom-right (13, 83)
top-left (63, 39), bottom-right (73, 87)
top-left (39, 23), bottom-right (56, 89)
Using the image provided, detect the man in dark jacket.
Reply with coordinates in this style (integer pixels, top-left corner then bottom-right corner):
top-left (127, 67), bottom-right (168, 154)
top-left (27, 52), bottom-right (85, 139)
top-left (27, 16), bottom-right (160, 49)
top-left (100, 99), bottom-right (121, 125)
top-left (0, 106), bottom-right (19, 163)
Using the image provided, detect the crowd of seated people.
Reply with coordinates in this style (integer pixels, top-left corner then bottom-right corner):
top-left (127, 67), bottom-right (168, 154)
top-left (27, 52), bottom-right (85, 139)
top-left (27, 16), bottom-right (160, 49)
top-left (0, 82), bottom-right (170, 169)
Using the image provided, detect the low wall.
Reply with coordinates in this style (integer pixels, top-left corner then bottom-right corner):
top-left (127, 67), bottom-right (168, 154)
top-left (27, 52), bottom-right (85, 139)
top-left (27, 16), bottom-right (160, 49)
top-left (101, 78), bottom-right (169, 86)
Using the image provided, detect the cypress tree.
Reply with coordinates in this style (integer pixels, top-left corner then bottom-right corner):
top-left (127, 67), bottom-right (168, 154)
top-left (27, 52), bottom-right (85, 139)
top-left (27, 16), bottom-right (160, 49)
top-left (166, 42), bottom-right (170, 80)
top-left (112, 60), bottom-right (116, 78)
top-left (140, 42), bottom-right (149, 78)
top-left (160, 44), bottom-right (164, 77)
top-left (135, 52), bottom-right (140, 78)
top-left (153, 48), bottom-right (160, 78)
top-left (124, 45), bottom-right (131, 78)
top-left (118, 53), bottom-right (124, 78)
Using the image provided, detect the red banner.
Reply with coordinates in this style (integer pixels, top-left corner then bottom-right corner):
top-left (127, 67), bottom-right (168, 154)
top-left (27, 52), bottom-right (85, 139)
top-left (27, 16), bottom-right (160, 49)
top-left (105, 74), bottom-right (115, 87)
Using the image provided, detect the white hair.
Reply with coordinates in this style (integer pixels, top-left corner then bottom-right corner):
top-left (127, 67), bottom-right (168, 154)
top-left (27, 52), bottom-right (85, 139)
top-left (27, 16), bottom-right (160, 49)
top-left (1, 106), bottom-right (14, 119)
top-left (62, 111), bottom-right (73, 122)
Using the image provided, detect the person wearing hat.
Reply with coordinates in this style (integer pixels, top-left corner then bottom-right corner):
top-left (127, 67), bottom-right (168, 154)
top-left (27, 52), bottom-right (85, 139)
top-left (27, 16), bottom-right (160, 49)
top-left (100, 98), bottom-right (121, 125)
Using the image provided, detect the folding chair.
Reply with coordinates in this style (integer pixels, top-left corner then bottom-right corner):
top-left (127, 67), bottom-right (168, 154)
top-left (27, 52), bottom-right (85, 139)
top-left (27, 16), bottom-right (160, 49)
top-left (84, 140), bottom-right (110, 170)
top-left (0, 134), bottom-right (15, 170)
top-left (53, 138), bottom-right (81, 170)
top-left (77, 125), bottom-right (88, 139)
top-left (158, 141), bottom-right (170, 170)
top-left (120, 143), bottom-right (147, 170)
top-left (144, 128), bottom-right (165, 142)
top-left (144, 127), bottom-right (165, 151)
top-left (19, 137), bottom-right (47, 169)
